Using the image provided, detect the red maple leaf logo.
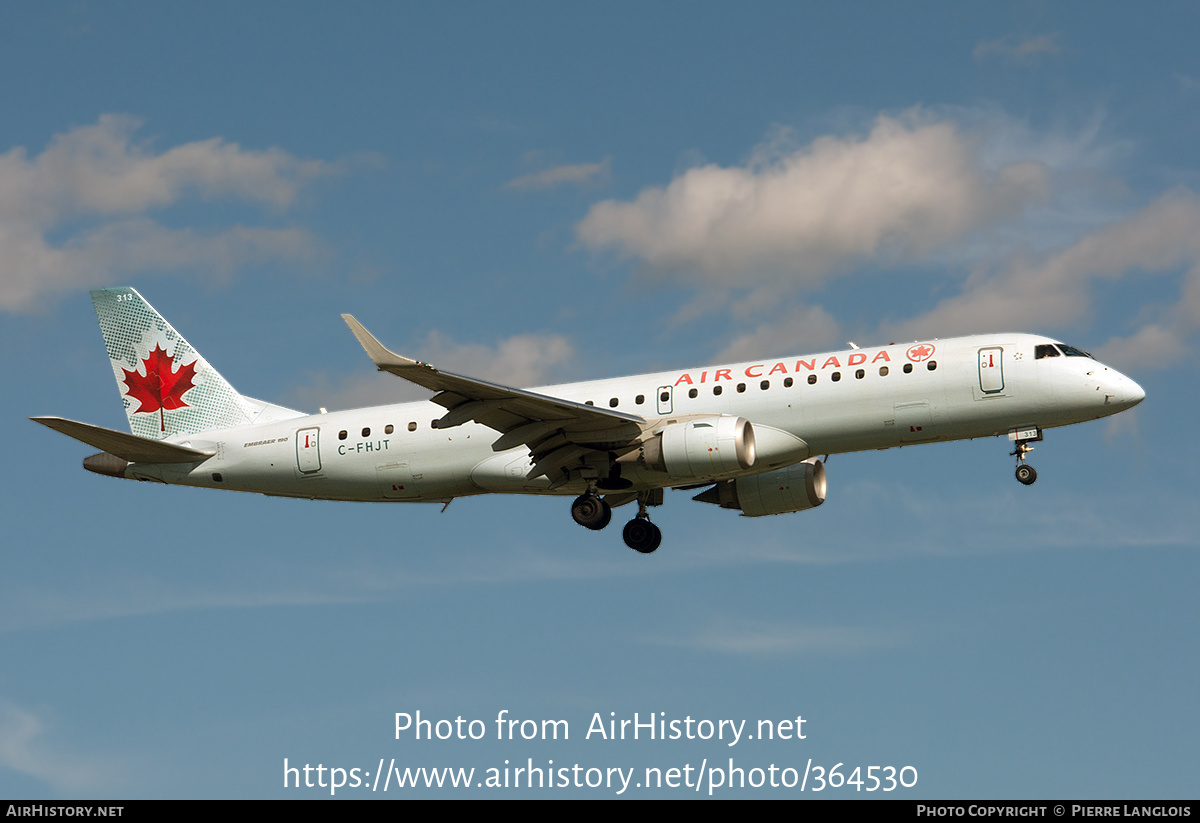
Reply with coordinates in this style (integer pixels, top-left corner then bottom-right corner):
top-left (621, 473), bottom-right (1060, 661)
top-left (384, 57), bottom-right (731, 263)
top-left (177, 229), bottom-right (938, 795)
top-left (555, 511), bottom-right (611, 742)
top-left (907, 344), bottom-right (935, 362)
top-left (122, 344), bottom-right (198, 431)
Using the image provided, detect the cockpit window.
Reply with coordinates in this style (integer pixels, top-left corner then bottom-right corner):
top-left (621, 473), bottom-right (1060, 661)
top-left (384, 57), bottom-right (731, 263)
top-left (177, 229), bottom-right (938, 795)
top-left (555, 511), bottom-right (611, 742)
top-left (1035, 344), bottom-right (1061, 359)
top-left (1058, 344), bottom-right (1092, 358)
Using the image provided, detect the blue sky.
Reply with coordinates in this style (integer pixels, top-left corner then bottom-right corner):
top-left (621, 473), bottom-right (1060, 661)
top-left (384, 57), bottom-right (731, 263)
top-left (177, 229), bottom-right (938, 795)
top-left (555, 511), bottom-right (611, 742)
top-left (2, 2), bottom-right (1197, 798)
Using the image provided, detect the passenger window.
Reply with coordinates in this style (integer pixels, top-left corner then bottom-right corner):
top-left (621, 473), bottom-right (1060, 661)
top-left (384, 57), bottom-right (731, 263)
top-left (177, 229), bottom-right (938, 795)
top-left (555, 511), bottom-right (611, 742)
top-left (688, 388), bottom-right (698, 398)
top-left (737, 383), bottom-right (746, 393)
top-left (879, 366), bottom-right (889, 376)
top-left (635, 394), bottom-right (645, 405)
top-left (585, 400), bottom-right (594, 406)
top-left (385, 424), bottom-right (394, 434)
top-left (807, 374), bottom-right (817, 385)
top-left (407, 422), bottom-right (417, 432)
top-left (760, 380), bottom-right (769, 390)
top-left (338, 430), bottom-right (347, 440)
top-left (927, 361), bottom-right (937, 371)
top-left (784, 377), bottom-right (793, 388)
top-left (660, 391), bottom-right (670, 403)
top-left (903, 363), bottom-right (913, 374)
top-left (362, 427), bottom-right (370, 437)
top-left (831, 372), bottom-right (841, 382)
top-left (713, 385), bottom-right (723, 396)
top-left (855, 369), bottom-right (864, 379)
top-left (609, 398), bottom-right (618, 408)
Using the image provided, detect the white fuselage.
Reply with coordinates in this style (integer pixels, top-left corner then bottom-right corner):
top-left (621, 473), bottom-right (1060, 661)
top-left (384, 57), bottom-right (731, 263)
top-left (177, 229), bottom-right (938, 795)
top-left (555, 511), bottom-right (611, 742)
top-left (126, 333), bottom-right (1144, 502)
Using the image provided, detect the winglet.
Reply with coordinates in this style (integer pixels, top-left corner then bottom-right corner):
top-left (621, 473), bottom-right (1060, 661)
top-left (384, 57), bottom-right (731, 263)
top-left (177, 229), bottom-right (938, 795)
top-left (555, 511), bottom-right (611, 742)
top-left (341, 314), bottom-right (424, 373)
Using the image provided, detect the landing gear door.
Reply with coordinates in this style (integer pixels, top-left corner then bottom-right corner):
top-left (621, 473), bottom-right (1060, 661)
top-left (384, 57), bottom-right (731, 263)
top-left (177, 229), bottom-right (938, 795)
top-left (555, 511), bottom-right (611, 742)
top-left (894, 401), bottom-right (937, 442)
top-left (656, 385), bottom-right (673, 415)
top-left (378, 462), bottom-right (418, 499)
top-left (296, 427), bottom-right (321, 474)
top-left (978, 347), bottom-right (1004, 394)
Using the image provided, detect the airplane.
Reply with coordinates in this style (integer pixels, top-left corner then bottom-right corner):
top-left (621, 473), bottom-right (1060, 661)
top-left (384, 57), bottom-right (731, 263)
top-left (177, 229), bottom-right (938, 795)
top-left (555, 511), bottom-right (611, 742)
top-left (32, 287), bottom-right (1145, 554)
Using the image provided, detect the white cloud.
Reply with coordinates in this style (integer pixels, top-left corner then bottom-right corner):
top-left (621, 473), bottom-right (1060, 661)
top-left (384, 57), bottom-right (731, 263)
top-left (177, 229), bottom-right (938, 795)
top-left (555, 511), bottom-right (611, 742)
top-left (1095, 316), bottom-right (1196, 371)
top-left (417, 329), bottom-right (576, 388)
top-left (715, 304), bottom-right (842, 363)
top-left (0, 699), bottom-right (124, 793)
top-left (658, 620), bottom-right (905, 657)
top-left (286, 371), bottom-right (424, 412)
top-left (0, 115), bottom-right (333, 312)
top-left (577, 112), bottom-right (1050, 286)
top-left (574, 108), bottom-right (1198, 374)
top-left (506, 157), bottom-right (611, 190)
top-left (883, 190), bottom-right (1200, 366)
top-left (288, 329), bottom-right (577, 410)
top-left (973, 33), bottom-right (1062, 63)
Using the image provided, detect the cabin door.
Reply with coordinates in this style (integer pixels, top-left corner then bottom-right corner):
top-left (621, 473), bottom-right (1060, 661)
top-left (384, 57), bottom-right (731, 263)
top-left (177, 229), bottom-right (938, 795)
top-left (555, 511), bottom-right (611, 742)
top-left (978, 347), bottom-right (1005, 394)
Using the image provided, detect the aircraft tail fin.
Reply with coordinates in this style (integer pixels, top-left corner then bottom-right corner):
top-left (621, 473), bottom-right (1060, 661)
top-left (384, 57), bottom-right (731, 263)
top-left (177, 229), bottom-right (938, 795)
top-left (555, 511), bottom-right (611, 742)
top-left (90, 287), bottom-right (303, 439)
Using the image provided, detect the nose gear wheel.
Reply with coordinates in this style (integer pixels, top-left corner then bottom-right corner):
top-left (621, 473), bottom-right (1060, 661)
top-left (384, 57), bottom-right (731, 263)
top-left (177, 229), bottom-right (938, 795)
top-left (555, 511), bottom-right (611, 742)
top-left (1011, 439), bottom-right (1038, 485)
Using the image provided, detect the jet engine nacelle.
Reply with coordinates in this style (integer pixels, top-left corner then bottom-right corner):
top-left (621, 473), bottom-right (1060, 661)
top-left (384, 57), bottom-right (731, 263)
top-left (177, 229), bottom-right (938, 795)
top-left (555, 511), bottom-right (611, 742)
top-left (642, 415), bottom-right (756, 479)
top-left (693, 458), bottom-right (827, 516)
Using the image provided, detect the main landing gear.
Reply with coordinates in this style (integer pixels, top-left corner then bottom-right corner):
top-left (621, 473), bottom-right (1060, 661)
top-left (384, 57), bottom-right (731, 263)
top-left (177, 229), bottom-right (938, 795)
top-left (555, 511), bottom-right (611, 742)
top-left (570, 491), bottom-right (611, 530)
top-left (570, 488), bottom-right (662, 554)
top-left (622, 496), bottom-right (662, 554)
top-left (1009, 427), bottom-right (1042, 486)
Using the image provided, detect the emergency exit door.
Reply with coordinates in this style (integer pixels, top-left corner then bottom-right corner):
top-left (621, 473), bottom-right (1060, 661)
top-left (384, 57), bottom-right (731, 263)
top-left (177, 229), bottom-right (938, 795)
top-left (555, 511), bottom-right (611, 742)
top-left (296, 427), bottom-right (321, 473)
top-left (657, 385), bottom-right (673, 414)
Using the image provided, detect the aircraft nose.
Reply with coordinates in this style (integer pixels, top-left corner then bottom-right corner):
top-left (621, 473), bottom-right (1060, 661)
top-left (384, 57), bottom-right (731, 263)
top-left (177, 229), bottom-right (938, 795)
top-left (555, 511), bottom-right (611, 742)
top-left (1106, 371), bottom-right (1145, 410)
top-left (1125, 376), bottom-right (1146, 407)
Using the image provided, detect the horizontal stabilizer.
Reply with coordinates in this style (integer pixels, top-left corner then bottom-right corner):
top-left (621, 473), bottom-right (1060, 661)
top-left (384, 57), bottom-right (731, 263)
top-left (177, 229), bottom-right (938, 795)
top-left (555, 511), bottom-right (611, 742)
top-left (30, 417), bottom-right (215, 464)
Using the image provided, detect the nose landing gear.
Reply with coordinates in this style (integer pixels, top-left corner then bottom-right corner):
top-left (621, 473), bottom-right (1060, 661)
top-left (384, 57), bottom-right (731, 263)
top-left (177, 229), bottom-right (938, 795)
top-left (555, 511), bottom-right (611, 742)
top-left (1009, 426), bottom-right (1042, 486)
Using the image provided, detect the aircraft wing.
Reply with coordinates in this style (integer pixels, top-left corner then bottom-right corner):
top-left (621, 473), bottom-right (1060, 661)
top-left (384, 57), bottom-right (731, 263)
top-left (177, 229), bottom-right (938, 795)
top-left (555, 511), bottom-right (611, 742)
top-left (342, 315), bottom-right (647, 481)
top-left (30, 416), bottom-right (216, 463)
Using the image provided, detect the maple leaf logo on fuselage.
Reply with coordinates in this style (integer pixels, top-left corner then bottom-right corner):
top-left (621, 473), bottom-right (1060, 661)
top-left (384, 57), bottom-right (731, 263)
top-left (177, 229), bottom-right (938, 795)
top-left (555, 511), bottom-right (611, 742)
top-left (122, 344), bottom-right (198, 432)
top-left (906, 344), bottom-right (935, 362)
